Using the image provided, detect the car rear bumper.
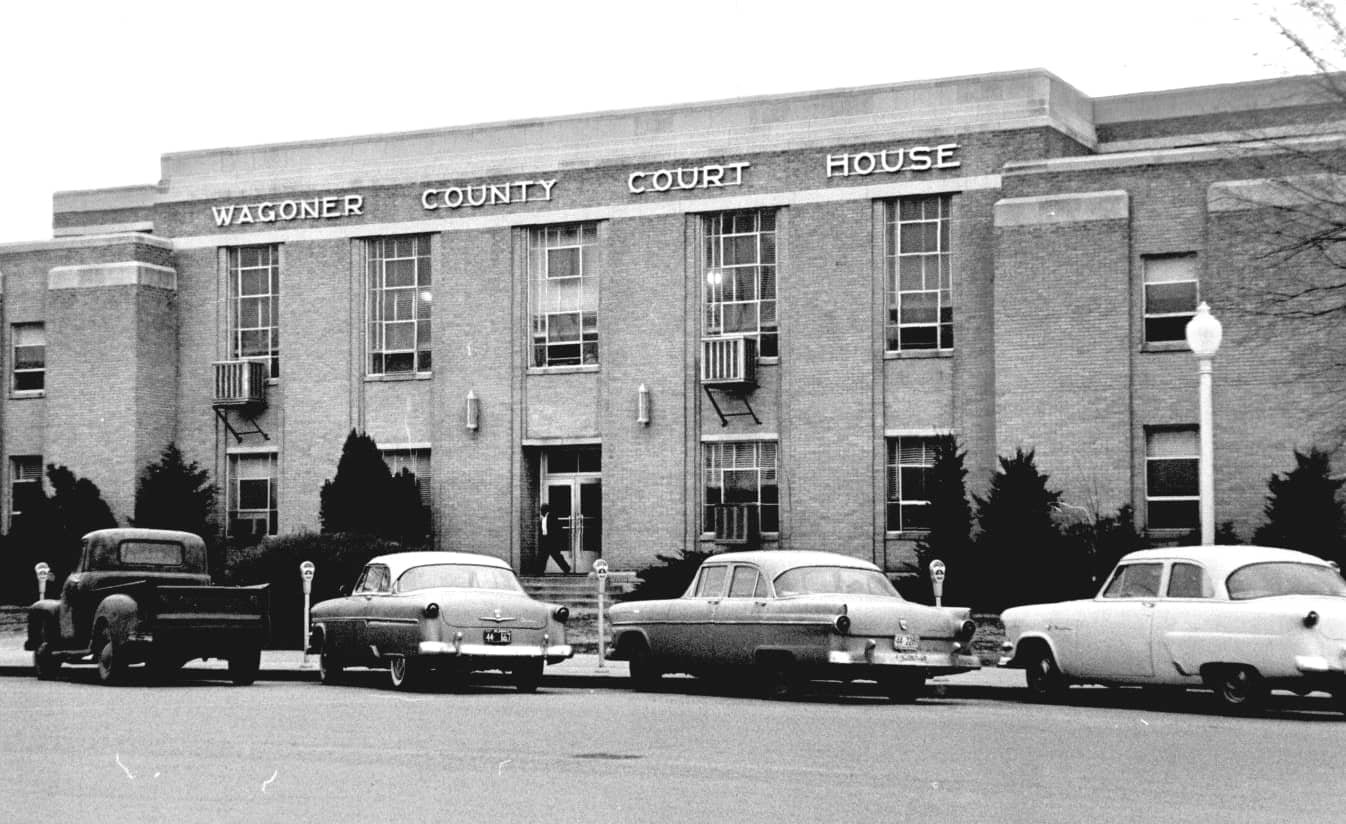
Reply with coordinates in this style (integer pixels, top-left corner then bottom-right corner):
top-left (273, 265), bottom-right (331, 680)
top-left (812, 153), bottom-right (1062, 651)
top-left (826, 649), bottom-right (980, 674)
top-left (419, 640), bottom-right (573, 664)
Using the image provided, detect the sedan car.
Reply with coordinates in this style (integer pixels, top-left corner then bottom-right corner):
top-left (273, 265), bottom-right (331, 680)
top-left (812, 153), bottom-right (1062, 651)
top-left (999, 545), bottom-right (1346, 713)
top-left (308, 552), bottom-right (572, 691)
top-left (606, 550), bottom-right (980, 701)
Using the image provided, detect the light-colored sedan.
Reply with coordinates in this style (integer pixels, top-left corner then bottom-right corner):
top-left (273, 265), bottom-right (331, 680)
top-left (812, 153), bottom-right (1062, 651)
top-left (606, 550), bottom-right (980, 701)
top-left (1000, 545), bottom-right (1346, 712)
top-left (308, 552), bottom-right (573, 691)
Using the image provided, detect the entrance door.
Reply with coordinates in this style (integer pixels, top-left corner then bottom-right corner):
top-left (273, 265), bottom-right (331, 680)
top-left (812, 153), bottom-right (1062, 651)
top-left (542, 447), bottom-right (602, 573)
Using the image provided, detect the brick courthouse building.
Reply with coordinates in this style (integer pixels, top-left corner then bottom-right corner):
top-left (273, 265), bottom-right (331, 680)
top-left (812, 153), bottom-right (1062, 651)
top-left (0, 69), bottom-right (1342, 578)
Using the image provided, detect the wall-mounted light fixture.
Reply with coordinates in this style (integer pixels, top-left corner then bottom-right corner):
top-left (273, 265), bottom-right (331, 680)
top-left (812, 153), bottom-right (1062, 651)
top-left (465, 389), bottom-right (479, 431)
top-left (637, 383), bottom-right (651, 426)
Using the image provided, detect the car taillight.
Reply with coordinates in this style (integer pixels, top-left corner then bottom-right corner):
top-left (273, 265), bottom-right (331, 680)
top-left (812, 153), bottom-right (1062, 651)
top-left (1304, 610), bottom-right (1320, 628)
top-left (553, 606), bottom-right (570, 623)
top-left (834, 614), bottom-right (851, 634)
top-left (424, 603), bottom-right (440, 619)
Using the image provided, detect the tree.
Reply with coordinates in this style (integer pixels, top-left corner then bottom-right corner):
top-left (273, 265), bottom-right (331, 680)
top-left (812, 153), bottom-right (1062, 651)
top-left (913, 435), bottom-right (975, 605)
top-left (1253, 447), bottom-right (1346, 564)
top-left (3, 465), bottom-right (119, 600)
top-left (972, 449), bottom-right (1079, 611)
top-left (133, 444), bottom-right (218, 539)
top-left (319, 430), bottom-right (430, 545)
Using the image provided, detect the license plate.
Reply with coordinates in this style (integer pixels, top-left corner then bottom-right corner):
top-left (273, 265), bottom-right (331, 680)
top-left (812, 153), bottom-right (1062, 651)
top-left (894, 633), bottom-right (919, 651)
top-left (484, 629), bottom-right (512, 645)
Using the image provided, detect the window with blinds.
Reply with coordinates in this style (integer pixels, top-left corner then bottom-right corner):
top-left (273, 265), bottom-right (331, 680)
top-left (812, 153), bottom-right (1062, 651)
top-left (1144, 255), bottom-right (1198, 343)
top-left (1146, 427), bottom-right (1199, 530)
top-left (10, 455), bottom-right (43, 529)
top-left (703, 441), bottom-right (779, 538)
top-left (12, 323), bottom-right (46, 393)
top-left (886, 437), bottom-right (934, 531)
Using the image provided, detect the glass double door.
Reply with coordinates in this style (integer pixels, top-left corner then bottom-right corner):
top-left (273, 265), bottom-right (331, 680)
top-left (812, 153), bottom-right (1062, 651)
top-left (544, 477), bottom-right (602, 574)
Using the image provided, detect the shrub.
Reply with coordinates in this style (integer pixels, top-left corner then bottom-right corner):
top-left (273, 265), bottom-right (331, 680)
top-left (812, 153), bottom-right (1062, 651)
top-left (913, 435), bottom-right (974, 606)
top-left (1253, 448), bottom-right (1346, 565)
top-left (221, 531), bottom-right (401, 648)
top-left (320, 430), bottom-right (430, 546)
top-left (628, 548), bottom-right (717, 601)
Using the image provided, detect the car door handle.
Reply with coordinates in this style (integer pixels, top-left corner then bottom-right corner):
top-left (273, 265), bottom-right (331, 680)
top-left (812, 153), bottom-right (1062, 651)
top-left (1142, 601), bottom-right (1156, 608)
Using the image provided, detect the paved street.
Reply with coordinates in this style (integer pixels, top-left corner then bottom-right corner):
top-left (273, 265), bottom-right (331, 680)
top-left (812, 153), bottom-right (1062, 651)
top-left (1, 664), bottom-right (1342, 824)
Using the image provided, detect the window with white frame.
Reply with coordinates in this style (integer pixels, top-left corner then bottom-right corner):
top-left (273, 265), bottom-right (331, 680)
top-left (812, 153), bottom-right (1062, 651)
top-left (886, 196), bottom-right (952, 351)
top-left (381, 448), bottom-right (431, 508)
top-left (12, 323), bottom-right (45, 393)
top-left (10, 455), bottom-right (43, 530)
top-left (703, 441), bottom-right (779, 539)
top-left (367, 235), bottom-right (431, 375)
top-left (704, 210), bottom-right (778, 358)
top-left (1145, 427), bottom-right (1199, 531)
top-left (529, 223), bottom-right (599, 367)
top-left (228, 452), bottom-right (277, 539)
top-left (227, 245), bottom-right (280, 378)
top-left (886, 437), bottom-right (934, 531)
top-left (1143, 254), bottom-right (1198, 343)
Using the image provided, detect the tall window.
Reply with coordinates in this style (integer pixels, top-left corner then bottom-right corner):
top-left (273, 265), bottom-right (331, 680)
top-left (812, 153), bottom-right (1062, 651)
top-left (1144, 255), bottom-right (1198, 343)
top-left (886, 195), bottom-right (952, 351)
top-left (529, 223), bottom-right (599, 367)
top-left (10, 456), bottom-right (43, 530)
top-left (381, 448), bottom-right (432, 508)
top-left (1146, 427), bottom-right (1199, 530)
top-left (227, 245), bottom-right (280, 378)
top-left (704, 210), bottom-right (777, 358)
top-left (367, 235), bottom-right (431, 375)
top-left (12, 323), bottom-right (45, 393)
top-left (228, 452), bottom-right (277, 539)
top-left (703, 441), bottom-right (779, 539)
top-left (886, 437), bottom-right (934, 531)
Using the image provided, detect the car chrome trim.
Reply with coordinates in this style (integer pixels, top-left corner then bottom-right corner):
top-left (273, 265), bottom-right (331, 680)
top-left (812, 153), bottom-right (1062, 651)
top-left (1295, 655), bottom-right (1338, 673)
top-left (418, 640), bottom-right (573, 658)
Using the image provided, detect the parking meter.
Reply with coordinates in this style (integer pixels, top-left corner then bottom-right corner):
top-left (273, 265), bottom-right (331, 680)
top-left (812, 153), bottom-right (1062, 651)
top-left (593, 560), bottom-right (610, 668)
top-left (35, 562), bottom-right (50, 600)
top-left (300, 561), bottom-right (316, 661)
top-left (929, 559), bottom-right (946, 608)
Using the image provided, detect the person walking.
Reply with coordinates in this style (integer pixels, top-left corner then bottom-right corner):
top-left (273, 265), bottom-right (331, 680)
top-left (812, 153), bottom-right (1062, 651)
top-left (539, 503), bottom-right (572, 573)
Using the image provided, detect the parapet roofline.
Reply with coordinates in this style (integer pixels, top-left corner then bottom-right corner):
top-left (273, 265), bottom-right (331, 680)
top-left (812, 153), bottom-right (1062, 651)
top-left (151, 69), bottom-right (1097, 203)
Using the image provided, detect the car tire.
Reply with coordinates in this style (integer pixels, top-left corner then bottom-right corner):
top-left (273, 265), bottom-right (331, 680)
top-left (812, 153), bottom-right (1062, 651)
top-left (628, 642), bottom-right (663, 692)
top-left (229, 648), bottom-right (261, 686)
top-left (97, 639), bottom-right (126, 685)
top-left (388, 656), bottom-right (420, 690)
top-left (319, 653), bottom-right (344, 685)
top-left (1024, 648), bottom-right (1068, 701)
top-left (1210, 666), bottom-right (1266, 713)
top-left (34, 641), bottom-right (61, 681)
top-left (757, 660), bottom-right (800, 700)
top-left (883, 672), bottom-right (925, 704)
top-left (514, 659), bottom-right (544, 693)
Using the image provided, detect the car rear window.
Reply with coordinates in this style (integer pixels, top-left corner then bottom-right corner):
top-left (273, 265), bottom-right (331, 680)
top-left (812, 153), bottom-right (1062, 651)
top-left (1226, 562), bottom-right (1346, 600)
top-left (396, 564), bottom-right (522, 593)
top-left (773, 566), bottom-right (899, 598)
top-left (119, 541), bottom-right (184, 567)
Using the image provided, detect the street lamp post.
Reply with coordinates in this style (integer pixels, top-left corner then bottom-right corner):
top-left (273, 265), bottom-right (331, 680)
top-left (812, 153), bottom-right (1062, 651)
top-left (1184, 302), bottom-right (1223, 545)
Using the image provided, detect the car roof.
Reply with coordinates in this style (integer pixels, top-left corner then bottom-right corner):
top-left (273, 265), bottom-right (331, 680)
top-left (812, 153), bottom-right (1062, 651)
top-left (83, 528), bottom-right (205, 547)
top-left (365, 551), bottom-right (513, 580)
top-left (1118, 545), bottom-right (1334, 578)
top-left (700, 550), bottom-right (880, 578)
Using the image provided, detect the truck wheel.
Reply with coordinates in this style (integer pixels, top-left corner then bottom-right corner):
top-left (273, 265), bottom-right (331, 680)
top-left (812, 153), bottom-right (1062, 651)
top-left (97, 640), bottom-right (126, 685)
top-left (513, 659), bottom-right (544, 693)
top-left (34, 642), bottom-right (61, 681)
top-left (228, 649), bottom-right (261, 686)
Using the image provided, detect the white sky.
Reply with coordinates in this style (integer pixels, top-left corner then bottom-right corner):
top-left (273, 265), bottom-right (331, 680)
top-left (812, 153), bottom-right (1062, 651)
top-left (0, 0), bottom-right (1330, 244)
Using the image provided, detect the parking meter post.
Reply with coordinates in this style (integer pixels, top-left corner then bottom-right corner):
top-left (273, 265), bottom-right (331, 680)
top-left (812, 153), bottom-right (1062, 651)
top-left (593, 560), bottom-right (609, 669)
top-left (300, 561), bottom-right (316, 667)
top-left (35, 562), bottom-right (50, 601)
top-left (929, 559), bottom-right (946, 609)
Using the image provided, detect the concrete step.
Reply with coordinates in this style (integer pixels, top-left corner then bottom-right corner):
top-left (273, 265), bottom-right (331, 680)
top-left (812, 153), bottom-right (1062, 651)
top-left (519, 573), bottom-right (638, 609)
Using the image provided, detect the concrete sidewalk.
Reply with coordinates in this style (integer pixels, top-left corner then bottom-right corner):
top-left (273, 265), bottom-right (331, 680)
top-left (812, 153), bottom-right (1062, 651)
top-left (0, 631), bottom-right (1024, 694)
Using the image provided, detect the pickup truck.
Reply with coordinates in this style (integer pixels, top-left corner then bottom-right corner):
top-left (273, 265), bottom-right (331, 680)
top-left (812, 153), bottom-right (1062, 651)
top-left (25, 527), bottom-right (270, 685)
